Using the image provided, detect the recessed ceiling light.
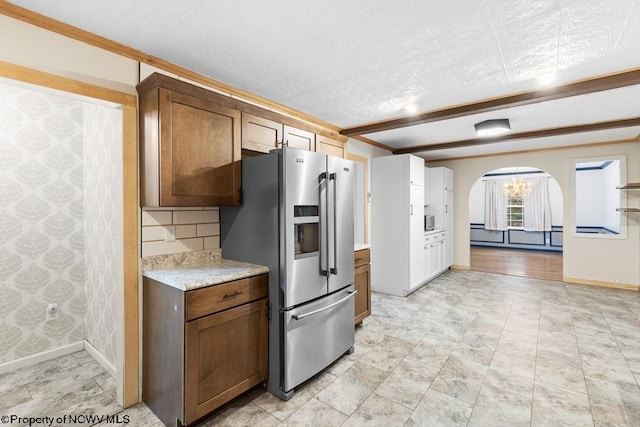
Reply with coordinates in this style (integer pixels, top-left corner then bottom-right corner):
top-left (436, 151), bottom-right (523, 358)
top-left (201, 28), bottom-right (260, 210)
top-left (405, 104), bottom-right (418, 114)
top-left (537, 72), bottom-right (557, 85)
top-left (474, 119), bottom-right (511, 137)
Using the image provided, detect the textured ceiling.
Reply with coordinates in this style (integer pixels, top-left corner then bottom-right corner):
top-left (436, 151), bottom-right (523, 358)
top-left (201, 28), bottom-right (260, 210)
top-left (7, 0), bottom-right (640, 159)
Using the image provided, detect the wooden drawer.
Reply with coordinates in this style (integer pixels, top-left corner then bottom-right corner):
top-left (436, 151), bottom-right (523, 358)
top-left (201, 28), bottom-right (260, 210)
top-left (185, 274), bottom-right (268, 321)
top-left (354, 248), bottom-right (370, 268)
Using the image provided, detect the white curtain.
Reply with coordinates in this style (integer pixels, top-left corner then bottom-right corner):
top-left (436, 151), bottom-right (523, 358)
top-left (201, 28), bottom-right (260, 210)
top-left (524, 176), bottom-right (552, 232)
top-left (484, 179), bottom-right (508, 231)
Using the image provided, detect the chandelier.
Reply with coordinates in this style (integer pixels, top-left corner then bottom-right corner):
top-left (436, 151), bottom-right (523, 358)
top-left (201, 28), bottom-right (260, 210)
top-left (503, 176), bottom-right (532, 197)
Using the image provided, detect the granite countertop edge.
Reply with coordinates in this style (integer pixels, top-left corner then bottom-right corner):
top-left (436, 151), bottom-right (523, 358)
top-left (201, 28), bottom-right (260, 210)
top-left (142, 250), bottom-right (269, 291)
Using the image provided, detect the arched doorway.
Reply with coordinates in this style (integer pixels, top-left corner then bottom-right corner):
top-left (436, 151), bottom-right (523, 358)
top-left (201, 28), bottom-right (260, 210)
top-left (468, 166), bottom-right (564, 281)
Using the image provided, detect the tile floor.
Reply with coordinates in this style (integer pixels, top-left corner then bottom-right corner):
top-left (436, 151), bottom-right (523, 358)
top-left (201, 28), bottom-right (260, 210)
top-left (3, 270), bottom-right (640, 426)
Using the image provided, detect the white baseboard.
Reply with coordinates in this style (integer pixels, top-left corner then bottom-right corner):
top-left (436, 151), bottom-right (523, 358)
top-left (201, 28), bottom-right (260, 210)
top-left (0, 341), bottom-right (84, 375)
top-left (84, 340), bottom-right (116, 378)
top-left (0, 340), bottom-right (117, 379)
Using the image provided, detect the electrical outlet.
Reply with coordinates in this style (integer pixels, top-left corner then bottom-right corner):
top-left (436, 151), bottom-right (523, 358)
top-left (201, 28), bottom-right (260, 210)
top-left (46, 303), bottom-right (59, 321)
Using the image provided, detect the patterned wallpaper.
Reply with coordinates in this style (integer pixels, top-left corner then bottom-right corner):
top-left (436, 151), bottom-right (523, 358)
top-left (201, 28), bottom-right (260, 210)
top-left (0, 82), bottom-right (121, 367)
top-left (83, 103), bottom-right (122, 366)
top-left (0, 82), bottom-right (87, 364)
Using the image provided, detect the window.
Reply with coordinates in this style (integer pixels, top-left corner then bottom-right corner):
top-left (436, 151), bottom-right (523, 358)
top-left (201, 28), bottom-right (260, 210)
top-left (507, 195), bottom-right (524, 228)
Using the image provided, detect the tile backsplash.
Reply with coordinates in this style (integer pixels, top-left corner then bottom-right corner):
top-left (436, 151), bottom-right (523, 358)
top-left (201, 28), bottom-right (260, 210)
top-left (141, 207), bottom-right (220, 257)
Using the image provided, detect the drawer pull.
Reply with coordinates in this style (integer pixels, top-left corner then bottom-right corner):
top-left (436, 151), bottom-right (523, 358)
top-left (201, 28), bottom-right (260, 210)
top-left (222, 290), bottom-right (243, 300)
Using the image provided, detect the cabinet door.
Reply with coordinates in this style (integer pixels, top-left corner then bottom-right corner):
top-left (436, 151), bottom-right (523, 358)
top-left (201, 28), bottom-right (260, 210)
top-left (184, 299), bottom-right (268, 424)
top-left (424, 167), bottom-right (431, 205)
top-left (444, 167), bottom-right (454, 191)
top-left (354, 263), bottom-right (371, 324)
top-left (423, 242), bottom-right (431, 282)
top-left (444, 191), bottom-right (453, 267)
top-left (284, 125), bottom-right (315, 151)
top-left (428, 243), bottom-right (440, 277)
top-left (409, 185), bottom-right (424, 288)
top-left (409, 155), bottom-right (424, 186)
top-left (316, 135), bottom-right (344, 158)
top-left (159, 89), bottom-right (241, 206)
top-left (241, 113), bottom-right (283, 153)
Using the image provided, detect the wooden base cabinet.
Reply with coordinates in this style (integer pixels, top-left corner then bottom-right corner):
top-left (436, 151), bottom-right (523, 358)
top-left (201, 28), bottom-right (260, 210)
top-left (185, 299), bottom-right (267, 423)
top-left (143, 274), bottom-right (268, 426)
top-left (354, 248), bottom-right (371, 324)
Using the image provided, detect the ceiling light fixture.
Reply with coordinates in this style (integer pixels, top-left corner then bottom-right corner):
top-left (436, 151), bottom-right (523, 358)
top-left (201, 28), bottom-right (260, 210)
top-left (503, 176), bottom-right (532, 198)
top-left (537, 72), bottom-right (557, 85)
top-left (474, 119), bottom-right (511, 137)
top-left (404, 104), bottom-right (418, 114)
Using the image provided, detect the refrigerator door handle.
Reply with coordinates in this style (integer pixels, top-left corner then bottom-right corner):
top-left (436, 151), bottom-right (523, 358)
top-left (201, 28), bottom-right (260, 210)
top-left (292, 290), bottom-right (357, 320)
top-left (319, 172), bottom-right (329, 277)
top-left (329, 172), bottom-right (338, 275)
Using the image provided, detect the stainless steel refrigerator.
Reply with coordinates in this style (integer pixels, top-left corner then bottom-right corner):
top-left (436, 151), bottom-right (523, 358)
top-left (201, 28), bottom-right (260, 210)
top-left (221, 147), bottom-right (355, 400)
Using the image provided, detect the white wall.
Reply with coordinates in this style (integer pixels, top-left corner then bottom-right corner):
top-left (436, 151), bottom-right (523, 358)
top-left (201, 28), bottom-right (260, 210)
top-left (346, 138), bottom-right (393, 244)
top-left (548, 178), bottom-right (563, 227)
top-left (469, 171), bottom-right (563, 227)
top-left (431, 141), bottom-right (640, 286)
top-left (83, 103), bottom-right (123, 367)
top-left (0, 15), bottom-right (138, 93)
top-left (604, 161), bottom-right (621, 232)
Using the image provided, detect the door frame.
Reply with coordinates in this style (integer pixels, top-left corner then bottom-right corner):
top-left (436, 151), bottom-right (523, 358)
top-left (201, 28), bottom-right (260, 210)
top-left (0, 61), bottom-right (140, 407)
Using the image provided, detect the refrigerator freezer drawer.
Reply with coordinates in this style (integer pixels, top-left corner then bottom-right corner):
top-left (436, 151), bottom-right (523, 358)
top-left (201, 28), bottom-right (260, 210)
top-left (282, 285), bottom-right (355, 392)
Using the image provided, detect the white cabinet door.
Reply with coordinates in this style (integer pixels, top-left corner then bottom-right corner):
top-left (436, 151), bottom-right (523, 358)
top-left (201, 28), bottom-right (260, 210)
top-left (423, 242), bottom-right (430, 283)
top-left (444, 191), bottom-right (453, 268)
top-left (409, 185), bottom-right (424, 288)
top-left (427, 242), bottom-right (439, 277)
top-left (424, 167), bottom-right (431, 205)
top-left (409, 156), bottom-right (424, 186)
top-left (444, 168), bottom-right (454, 191)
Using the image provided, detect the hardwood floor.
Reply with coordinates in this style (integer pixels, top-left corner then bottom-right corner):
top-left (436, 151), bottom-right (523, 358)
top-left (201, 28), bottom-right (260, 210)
top-left (470, 246), bottom-right (563, 282)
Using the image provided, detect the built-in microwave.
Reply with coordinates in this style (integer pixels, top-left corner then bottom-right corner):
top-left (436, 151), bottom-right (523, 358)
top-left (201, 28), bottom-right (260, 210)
top-left (424, 214), bottom-right (435, 231)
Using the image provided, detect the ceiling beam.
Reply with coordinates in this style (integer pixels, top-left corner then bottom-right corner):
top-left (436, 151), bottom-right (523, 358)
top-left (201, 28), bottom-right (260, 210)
top-left (340, 69), bottom-right (640, 137)
top-left (424, 135), bottom-right (640, 163)
top-left (393, 117), bottom-right (640, 154)
top-left (350, 135), bottom-right (395, 152)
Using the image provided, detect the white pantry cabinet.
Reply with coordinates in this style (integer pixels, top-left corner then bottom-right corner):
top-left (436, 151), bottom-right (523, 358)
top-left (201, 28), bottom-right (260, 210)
top-left (426, 167), bottom-right (454, 269)
top-left (371, 154), bottom-right (426, 296)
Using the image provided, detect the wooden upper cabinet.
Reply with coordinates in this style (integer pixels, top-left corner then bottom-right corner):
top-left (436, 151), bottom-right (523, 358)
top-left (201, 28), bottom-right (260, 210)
top-left (138, 74), bottom-right (242, 207)
top-left (241, 113), bottom-right (282, 153)
top-left (284, 125), bottom-right (315, 151)
top-left (316, 135), bottom-right (345, 158)
top-left (241, 114), bottom-right (316, 154)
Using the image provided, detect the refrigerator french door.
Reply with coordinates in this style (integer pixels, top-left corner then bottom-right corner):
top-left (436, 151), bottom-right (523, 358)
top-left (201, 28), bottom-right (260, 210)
top-left (221, 147), bottom-right (355, 401)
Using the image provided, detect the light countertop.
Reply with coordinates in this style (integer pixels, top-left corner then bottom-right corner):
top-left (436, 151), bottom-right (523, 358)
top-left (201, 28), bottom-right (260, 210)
top-left (142, 249), bottom-right (268, 291)
top-left (424, 228), bottom-right (445, 236)
top-left (355, 243), bottom-right (370, 251)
